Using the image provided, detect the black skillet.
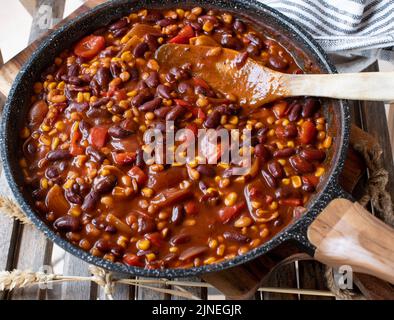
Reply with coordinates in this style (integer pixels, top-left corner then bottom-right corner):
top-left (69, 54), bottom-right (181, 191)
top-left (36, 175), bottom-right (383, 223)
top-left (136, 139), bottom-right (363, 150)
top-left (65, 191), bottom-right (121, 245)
top-left (1, 0), bottom-right (393, 283)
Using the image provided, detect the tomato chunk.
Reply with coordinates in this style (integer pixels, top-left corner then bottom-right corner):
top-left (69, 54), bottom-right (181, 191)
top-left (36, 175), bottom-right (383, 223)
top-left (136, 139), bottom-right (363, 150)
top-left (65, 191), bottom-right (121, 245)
top-left (74, 35), bottom-right (106, 59)
top-left (128, 166), bottom-right (148, 186)
top-left (89, 127), bottom-right (108, 149)
top-left (192, 77), bottom-right (210, 90)
top-left (169, 25), bottom-right (195, 44)
top-left (113, 152), bottom-right (136, 165)
top-left (218, 201), bottom-right (246, 223)
top-left (70, 131), bottom-right (84, 156)
top-left (123, 254), bottom-right (144, 267)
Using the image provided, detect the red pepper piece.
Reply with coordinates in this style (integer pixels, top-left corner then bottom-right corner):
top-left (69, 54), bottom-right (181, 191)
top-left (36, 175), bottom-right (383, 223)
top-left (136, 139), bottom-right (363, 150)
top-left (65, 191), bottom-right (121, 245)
top-left (70, 130), bottom-right (84, 156)
top-left (218, 201), bottom-right (246, 223)
top-left (299, 120), bottom-right (317, 145)
top-left (123, 254), bottom-right (144, 267)
top-left (89, 126), bottom-right (108, 149)
top-left (128, 166), bottom-right (148, 186)
top-left (169, 25), bottom-right (195, 44)
top-left (113, 152), bottom-right (136, 165)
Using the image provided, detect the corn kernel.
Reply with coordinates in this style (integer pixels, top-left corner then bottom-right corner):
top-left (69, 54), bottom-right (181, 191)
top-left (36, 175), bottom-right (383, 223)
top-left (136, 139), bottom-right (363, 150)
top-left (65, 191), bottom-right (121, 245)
top-left (127, 90), bottom-right (138, 97)
top-left (219, 178), bottom-right (230, 188)
top-left (69, 207), bottom-right (82, 217)
top-left (142, 187), bottom-right (154, 198)
top-left (137, 239), bottom-right (151, 251)
top-left (234, 216), bottom-right (252, 228)
top-left (209, 239), bottom-right (218, 249)
top-left (260, 228), bottom-right (270, 238)
top-left (63, 179), bottom-right (75, 189)
top-left (77, 92), bottom-right (84, 103)
top-left (228, 116), bottom-right (239, 125)
top-left (268, 129), bottom-right (275, 137)
top-left (19, 158), bottom-right (28, 168)
top-left (147, 59), bottom-right (159, 71)
top-left (323, 136), bottom-right (332, 149)
top-left (40, 178), bottom-right (48, 189)
top-left (315, 167), bottom-right (325, 177)
top-left (291, 176), bottom-right (302, 189)
top-left (222, 13), bottom-right (233, 24)
top-left (204, 257), bottom-right (216, 265)
top-left (267, 116), bottom-right (275, 125)
top-left (83, 92), bottom-right (91, 102)
top-left (47, 82), bottom-right (57, 90)
top-left (184, 219), bottom-right (197, 227)
top-left (51, 137), bottom-right (60, 150)
top-left (269, 201), bottom-right (279, 211)
top-left (196, 96), bottom-right (209, 108)
top-left (282, 178), bottom-right (291, 185)
top-left (251, 201), bottom-right (262, 209)
top-left (121, 51), bottom-right (133, 62)
top-left (217, 244), bottom-right (226, 256)
top-left (101, 196), bottom-right (114, 207)
top-left (287, 141), bottom-right (295, 148)
top-left (225, 192), bottom-right (238, 207)
top-left (202, 21), bottom-right (214, 32)
top-left (282, 119), bottom-right (290, 126)
top-left (146, 253), bottom-right (156, 262)
top-left (169, 247), bottom-right (179, 253)
top-left (33, 82), bottom-right (43, 94)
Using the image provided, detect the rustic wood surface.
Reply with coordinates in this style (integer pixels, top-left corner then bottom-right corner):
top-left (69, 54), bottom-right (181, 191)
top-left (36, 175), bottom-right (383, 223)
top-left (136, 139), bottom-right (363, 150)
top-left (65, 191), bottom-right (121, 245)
top-left (0, 0), bottom-right (393, 300)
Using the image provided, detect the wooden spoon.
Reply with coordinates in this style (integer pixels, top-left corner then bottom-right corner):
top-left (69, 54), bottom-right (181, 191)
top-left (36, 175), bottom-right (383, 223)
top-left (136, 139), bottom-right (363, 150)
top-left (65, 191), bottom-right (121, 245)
top-left (156, 44), bottom-right (394, 107)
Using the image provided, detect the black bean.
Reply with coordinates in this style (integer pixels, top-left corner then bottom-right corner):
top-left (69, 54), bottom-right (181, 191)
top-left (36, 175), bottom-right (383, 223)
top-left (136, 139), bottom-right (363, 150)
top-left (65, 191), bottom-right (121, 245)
top-left (196, 165), bottom-right (216, 177)
top-left (54, 216), bottom-right (80, 233)
top-left (65, 189), bottom-right (83, 205)
top-left (133, 42), bottom-right (149, 58)
top-left (171, 205), bottom-right (185, 226)
top-left (166, 105), bottom-right (186, 121)
top-left (86, 146), bottom-right (106, 163)
top-left (94, 175), bottom-right (117, 194)
top-left (45, 167), bottom-right (60, 180)
top-left (223, 231), bottom-right (251, 243)
top-left (157, 84), bottom-right (171, 99)
top-left (204, 110), bottom-right (221, 128)
top-left (46, 150), bottom-right (72, 161)
top-left (108, 125), bottom-right (134, 138)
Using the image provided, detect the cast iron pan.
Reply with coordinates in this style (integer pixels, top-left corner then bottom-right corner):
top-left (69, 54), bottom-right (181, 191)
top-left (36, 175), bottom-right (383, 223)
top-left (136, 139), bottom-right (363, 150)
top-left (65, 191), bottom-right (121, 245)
top-left (0, 0), bottom-right (350, 278)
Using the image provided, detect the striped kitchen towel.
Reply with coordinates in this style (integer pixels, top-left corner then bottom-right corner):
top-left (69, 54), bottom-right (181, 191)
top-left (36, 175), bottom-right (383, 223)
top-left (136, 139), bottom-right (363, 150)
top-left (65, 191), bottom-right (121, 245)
top-left (263, 0), bottom-right (394, 72)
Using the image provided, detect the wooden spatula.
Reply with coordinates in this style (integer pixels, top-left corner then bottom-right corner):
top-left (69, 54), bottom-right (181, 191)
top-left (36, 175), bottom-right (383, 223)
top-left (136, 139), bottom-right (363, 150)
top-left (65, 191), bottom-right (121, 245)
top-left (156, 44), bottom-right (394, 107)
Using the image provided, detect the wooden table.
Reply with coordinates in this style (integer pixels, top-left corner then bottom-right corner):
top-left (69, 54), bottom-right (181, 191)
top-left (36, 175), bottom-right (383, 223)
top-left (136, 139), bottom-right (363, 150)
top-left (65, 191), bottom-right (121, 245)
top-left (0, 0), bottom-right (393, 300)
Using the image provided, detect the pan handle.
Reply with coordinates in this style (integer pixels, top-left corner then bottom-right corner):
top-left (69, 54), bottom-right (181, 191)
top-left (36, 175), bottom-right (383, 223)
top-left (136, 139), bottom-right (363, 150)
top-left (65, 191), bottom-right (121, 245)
top-left (307, 198), bottom-right (394, 284)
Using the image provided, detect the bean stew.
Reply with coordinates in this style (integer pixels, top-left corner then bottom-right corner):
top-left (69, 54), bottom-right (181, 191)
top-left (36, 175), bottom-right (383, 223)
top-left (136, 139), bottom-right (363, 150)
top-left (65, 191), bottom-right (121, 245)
top-left (20, 7), bottom-right (332, 269)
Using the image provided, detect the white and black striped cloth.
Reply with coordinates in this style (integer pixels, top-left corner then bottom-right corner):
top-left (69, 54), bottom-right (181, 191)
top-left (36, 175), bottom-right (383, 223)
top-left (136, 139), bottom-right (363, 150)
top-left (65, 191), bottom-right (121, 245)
top-left (264, 0), bottom-right (394, 72)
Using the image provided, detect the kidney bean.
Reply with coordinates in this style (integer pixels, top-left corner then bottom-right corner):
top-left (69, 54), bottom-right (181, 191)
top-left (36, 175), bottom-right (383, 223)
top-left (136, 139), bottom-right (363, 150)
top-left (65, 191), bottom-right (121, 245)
top-left (178, 81), bottom-right (193, 94)
top-left (255, 144), bottom-right (271, 162)
top-left (157, 18), bottom-right (173, 27)
top-left (233, 19), bottom-right (246, 33)
top-left (223, 231), bottom-right (251, 243)
top-left (86, 146), bottom-right (106, 163)
top-left (288, 103), bottom-right (302, 122)
top-left (166, 105), bottom-right (186, 122)
top-left (289, 156), bottom-right (315, 174)
top-left (169, 67), bottom-right (190, 81)
top-left (94, 175), bottom-right (117, 194)
top-left (67, 64), bottom-right (79, 77)
top-left (144, 34), bottom-right (160, 51)
top-left (136, 149), bottom-right (145, 168)
top-left (46, 150), bottom-right (72, 161)
top-left (67, 102), bottom-right (89, 113)
top-left (299, 149), bottom-right (326, 162)
top-left (221, 34), bottom-right (242, 50)
top-left (94, 67), bottom-right (111, 90)
top-left (133, 42), bottom-right (149, 58)
top-left (136, 80), bottom-right (148, 91)
top-left (79, 120), bottom-right (91, 139)
top-left (86, 107), bottom-right (111, 119)
top-left (139, 97), bottom-right (162, 112)
top-left (157, 85), bottom-right (171, 99)
top-left (129, 66), bottom-right (139, 81)
top-left (302, 178), bottom-right (316, 192)
top-left (154, 106), bottom-right (171, 119)
top-left (138, 217), bottom-right (156, 235)
top-left (95, 239), bottom-right (124, 257)
top-left (108, 125), bottom-right (133, 138)
top-left (28, 100), bottom-right (48, 128)
top-left (170, 234), bottom-right (191, 246)
top-left (113, 27), bottom-right (128, 38)
top-left (179, 246), bottom-right (208, 261)
top-left (45, 166), bottom-right (60, 180)
top-left (269, 56), bottom-right (288, 70)
top-left (198, 15), bottom-right (219, 26)
top-left (90, 97), bottom-right (110, 109)
top-left (196, 165), bottom-right (216, 177)
top-left (302, 98), bottom-right (319, 117)
top-left (171, 205), bottom-right (185, 226)
top-left (216, 104), bottom-right (240, 116)
top-left (90, 80), bottom-right (100, 97)
top-left (262, 169), bottom-right (277, 188)
top-left (109, 18), bottom-right (128, 31)
top-left (55, 65), bottom-right (67, 81)
top-left (268, 161), bottom-right (284, 179)
top-left (163, 253), bottom-right (178, 265)
top-left (98, 47), bottom-right (118, 58)
top-left (283, 123), bottom-right (298, 138)
top-left (299, 121), bottom-right (317, 145)
top-left (54, 216), bottom-right (80, 233)
top-left (246, 33), bottom-right (264, 49)
top-left (110, 61), bottom-right (122, 78)
top-left (67, 76), bottom-right (83, 86)
top-left (82, 191), bottom-right (100, 211)
top-left (273, 148), bottom-right (296, 158)
top-left (65, 188), bottom-right (83, 205)
top-left (142, 12), bottom-right (163, 23)
top-left (131, 90), bottom-right (153, 108)
top-left (204, 110), bottom-right (221, 128)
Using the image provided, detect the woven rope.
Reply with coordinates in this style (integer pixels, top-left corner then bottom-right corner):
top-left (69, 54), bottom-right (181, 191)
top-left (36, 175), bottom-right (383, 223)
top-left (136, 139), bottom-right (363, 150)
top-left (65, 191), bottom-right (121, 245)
top-left (323, 141), bottom-right (394, 299)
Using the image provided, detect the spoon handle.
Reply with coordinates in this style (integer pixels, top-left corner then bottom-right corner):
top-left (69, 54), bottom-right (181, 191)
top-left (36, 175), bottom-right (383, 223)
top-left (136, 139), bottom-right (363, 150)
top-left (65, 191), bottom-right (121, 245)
top-left (282, 72), bottom-right (394, 102)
